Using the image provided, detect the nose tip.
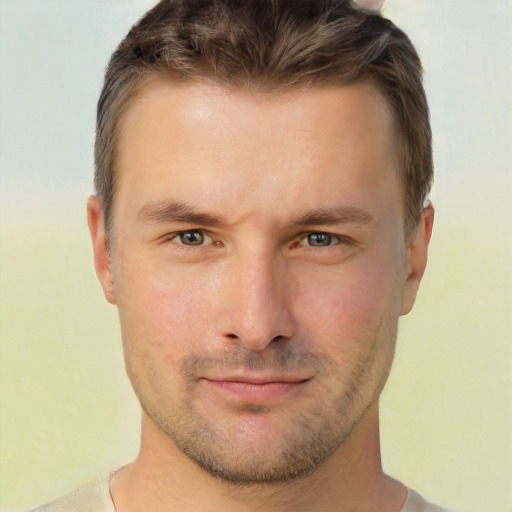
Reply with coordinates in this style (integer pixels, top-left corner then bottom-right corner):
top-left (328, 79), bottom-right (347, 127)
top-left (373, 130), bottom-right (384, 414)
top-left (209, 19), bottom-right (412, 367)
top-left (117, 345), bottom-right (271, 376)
top-left (223, 331), bottom-right (289, 351)
top-left (223, 301), bottom-right (294, 352)
top-left (215, 253), bottom-right (295, 351)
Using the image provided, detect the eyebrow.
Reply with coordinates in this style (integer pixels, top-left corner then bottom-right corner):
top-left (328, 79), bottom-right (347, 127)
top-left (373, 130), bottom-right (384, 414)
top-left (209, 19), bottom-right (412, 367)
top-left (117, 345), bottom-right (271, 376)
top-left (291, 207), bottom-right (374, 227)
top-left (137, 200), bottom-right (226, 226)
top-left (137, 200), bottom-right (374, 228)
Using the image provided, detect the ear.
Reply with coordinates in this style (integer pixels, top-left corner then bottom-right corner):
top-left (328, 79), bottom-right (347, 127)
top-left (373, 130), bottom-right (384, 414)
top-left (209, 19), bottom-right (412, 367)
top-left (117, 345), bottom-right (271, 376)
top-left (87, 195), bottom-right (116, 305)
top-left (400, 203), bottom-right (434, 315)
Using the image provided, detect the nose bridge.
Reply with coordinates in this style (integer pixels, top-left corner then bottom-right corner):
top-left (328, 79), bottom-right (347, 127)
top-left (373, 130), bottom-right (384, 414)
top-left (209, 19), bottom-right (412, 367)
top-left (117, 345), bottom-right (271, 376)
top-left (217, 245), bottom-right (294, 350)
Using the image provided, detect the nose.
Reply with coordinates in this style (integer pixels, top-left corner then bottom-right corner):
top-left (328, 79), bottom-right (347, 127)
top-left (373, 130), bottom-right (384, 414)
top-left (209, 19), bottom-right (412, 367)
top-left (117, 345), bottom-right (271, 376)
top-left (215, 248), bottom-right (295, 351)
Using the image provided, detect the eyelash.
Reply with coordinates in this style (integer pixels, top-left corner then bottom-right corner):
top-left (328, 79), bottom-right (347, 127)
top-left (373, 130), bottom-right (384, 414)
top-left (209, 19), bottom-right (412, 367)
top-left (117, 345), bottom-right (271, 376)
top-left (163, 230), bottom-right (217, 248)
top-left (163, 229), bottom-right (351, 249)
top-left (296, 232), bottom-right (346, 248)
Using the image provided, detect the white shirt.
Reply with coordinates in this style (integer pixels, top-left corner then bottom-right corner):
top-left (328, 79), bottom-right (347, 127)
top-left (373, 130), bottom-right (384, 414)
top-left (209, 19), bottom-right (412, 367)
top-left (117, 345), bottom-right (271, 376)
top-left (31, 472), bottom-right (448, 512)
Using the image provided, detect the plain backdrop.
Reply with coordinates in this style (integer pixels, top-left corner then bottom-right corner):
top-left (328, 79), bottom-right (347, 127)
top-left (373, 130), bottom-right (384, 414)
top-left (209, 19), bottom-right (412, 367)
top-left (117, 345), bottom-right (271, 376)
top-left (1, 1), bottom-right (511, 510)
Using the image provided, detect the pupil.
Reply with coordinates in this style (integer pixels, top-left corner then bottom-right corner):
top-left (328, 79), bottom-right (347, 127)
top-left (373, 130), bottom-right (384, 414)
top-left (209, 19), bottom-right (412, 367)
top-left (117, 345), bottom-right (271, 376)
top-left (181, 231), bottom-right (204, 245)
top-left (309, 233), bottom-right (330, 246)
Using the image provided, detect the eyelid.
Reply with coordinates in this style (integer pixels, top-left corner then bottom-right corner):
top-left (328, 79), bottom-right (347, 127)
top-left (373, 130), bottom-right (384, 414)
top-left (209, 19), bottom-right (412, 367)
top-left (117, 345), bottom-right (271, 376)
top-left (160, 228), bottom-right (354, 250)
top-left (297, 231), bottom-right (351, 248)
top-left (163, 228), bottom-right (214, 246)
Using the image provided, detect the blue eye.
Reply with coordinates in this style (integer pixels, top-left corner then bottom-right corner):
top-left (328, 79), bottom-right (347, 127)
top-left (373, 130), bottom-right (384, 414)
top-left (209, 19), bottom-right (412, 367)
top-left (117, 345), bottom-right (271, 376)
top-left (178, 230), bottom-right (206, 246)
top-left (305, 232), bottom-right (337, 247)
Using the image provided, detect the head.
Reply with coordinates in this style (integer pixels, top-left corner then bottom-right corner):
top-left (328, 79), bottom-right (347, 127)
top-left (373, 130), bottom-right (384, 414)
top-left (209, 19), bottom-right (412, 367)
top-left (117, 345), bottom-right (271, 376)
top-left (89, 0), bottom-right (433, 485)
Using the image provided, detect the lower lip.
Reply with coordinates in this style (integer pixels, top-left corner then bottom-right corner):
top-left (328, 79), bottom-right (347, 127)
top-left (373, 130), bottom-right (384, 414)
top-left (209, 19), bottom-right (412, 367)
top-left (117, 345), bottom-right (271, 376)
top-left (204, 379), bottom-right (305, 403)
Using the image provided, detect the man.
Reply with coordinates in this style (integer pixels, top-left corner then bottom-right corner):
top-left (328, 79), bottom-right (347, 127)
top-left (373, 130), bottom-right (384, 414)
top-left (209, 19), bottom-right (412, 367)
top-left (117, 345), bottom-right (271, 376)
top-left (33, 0), bottom-right (446, 510)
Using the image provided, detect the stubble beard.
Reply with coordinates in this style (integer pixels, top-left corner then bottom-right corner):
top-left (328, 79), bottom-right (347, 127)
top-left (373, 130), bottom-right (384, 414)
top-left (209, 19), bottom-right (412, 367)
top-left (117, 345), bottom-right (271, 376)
top-left (132, 321), bottom-right (397, 486)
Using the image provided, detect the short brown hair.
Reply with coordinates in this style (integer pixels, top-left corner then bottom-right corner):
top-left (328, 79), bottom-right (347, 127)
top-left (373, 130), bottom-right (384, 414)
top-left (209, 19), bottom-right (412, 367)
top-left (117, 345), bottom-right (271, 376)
top-left (95, 0), bottom-right (432, 238)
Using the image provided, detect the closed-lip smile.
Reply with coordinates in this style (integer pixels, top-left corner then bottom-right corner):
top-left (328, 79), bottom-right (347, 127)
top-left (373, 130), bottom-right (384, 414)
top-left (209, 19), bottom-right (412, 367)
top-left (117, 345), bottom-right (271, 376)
top-left (202, 372), bottom-right (311, 403)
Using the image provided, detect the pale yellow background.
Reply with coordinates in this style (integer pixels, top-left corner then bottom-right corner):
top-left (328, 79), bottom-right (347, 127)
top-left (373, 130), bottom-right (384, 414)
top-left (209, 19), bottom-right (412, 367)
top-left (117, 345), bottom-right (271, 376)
top-left (1, 1), bottom-right (511, 511)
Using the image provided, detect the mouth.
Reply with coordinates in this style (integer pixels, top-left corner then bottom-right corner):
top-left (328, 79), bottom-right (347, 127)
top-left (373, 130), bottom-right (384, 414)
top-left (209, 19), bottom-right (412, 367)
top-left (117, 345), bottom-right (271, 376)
top-left (202, 372), bottom-right (311, 404)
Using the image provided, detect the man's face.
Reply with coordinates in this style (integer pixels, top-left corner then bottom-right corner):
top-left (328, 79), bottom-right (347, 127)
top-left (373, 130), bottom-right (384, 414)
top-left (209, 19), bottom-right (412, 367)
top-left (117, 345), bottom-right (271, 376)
top-left (90, 80), bottom-right (430, 483)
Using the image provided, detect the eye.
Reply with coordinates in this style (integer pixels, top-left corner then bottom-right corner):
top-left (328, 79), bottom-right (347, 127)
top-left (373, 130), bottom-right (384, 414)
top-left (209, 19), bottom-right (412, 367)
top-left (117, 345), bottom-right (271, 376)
top-left (176, 230), bottom-right (210, 246)
top-left (300, 232), bottom-right (339, 247)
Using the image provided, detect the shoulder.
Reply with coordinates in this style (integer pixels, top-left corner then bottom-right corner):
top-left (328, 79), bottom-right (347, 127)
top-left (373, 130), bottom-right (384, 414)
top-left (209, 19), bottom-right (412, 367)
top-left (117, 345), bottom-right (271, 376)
top-left (29, 472), bottom-right (116, 512)
top-left (402, 488), bottom-right (450, 512)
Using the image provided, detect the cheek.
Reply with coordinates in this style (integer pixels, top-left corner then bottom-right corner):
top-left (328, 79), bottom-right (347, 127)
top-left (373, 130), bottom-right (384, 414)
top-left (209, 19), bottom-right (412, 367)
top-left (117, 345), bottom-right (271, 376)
top-left (115, 261), bottom-right (218, 362)
top-left (293, 253), bottom-right (403, 352)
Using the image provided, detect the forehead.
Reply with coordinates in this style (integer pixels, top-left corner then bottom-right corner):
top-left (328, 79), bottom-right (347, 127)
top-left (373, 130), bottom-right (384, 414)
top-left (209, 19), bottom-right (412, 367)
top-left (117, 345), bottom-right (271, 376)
top-left (114, 79), bottom-right (401, 227)
top-left (120, 78), bottom-right (394, 139)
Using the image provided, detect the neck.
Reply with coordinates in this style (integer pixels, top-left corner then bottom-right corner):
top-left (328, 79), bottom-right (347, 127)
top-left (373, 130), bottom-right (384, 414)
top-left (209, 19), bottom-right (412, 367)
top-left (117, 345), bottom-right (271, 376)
top-left (110, 403), bottom-right (406, 512)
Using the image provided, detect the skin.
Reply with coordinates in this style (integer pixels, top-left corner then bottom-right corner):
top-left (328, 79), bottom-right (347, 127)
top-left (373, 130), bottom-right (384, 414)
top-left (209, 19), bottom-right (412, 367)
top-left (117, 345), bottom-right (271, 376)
top-left (88, 79), bottom-right (433, 511)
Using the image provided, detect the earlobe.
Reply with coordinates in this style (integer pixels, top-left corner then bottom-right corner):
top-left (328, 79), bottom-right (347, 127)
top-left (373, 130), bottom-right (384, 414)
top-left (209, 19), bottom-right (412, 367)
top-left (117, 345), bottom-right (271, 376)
top-left (87, 195), bottom-right (117, 305)
top-left (400, 203), bottom-right (434, 315)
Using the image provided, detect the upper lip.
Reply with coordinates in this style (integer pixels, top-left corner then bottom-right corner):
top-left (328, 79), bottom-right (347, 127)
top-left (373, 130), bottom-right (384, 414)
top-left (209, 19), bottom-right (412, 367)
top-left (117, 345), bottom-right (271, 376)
top-left (203, 372), bottom-right (311, 384)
